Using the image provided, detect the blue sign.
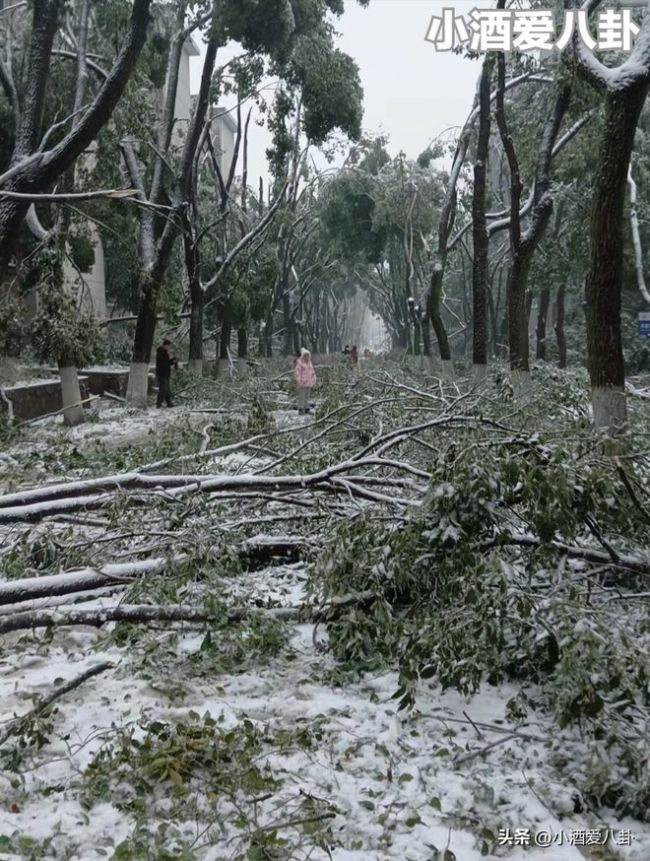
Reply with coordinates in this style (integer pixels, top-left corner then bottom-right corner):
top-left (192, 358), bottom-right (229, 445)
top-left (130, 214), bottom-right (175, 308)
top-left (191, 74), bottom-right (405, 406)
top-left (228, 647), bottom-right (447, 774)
top-left (638, 313), bottom-right (650, 339)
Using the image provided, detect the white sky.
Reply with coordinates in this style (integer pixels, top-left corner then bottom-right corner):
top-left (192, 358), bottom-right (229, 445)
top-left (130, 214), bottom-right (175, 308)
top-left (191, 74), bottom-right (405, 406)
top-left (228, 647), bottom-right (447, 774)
top-left (190, 0), bottom-right (481, 186)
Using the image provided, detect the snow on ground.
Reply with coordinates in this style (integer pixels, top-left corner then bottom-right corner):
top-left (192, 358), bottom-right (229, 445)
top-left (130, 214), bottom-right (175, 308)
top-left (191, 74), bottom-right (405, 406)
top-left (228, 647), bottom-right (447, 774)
top-left (1, 558), bottom-right (648, 860)
top-left (2, 399), bottom-right (308, 470)
top-left (0, 401), bottom-right (219, 487)
top-left (2, 391), bottom-right (650, 858)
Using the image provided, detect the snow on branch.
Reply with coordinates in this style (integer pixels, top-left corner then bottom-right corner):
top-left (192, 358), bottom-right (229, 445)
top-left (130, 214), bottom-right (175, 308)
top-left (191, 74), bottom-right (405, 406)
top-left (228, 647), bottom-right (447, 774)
top-left (0, 593), bottom-right (378, 636)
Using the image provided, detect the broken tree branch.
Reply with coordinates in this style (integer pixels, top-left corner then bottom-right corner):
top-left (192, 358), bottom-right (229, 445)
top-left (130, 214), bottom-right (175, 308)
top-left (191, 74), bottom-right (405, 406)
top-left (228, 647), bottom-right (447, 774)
top-left (0, 538), bottom-right (318, 606)
top-left (0, 454), bottom-right (427, 523)
top-left (0, 661), bottom-right (114, 747)
top-left (0, 592), bottom-right (376, 636)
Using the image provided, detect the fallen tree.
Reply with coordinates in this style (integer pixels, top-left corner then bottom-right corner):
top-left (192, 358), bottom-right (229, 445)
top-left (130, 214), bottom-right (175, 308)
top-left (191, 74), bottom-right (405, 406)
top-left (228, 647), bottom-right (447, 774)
top-left (1, 359), bottom-right (650, 837)
top-left (0, 537), bottom-right (320, 605)
top-left (0, 557), bottom-right (174, 606)
top-left (0, 456), bottom-right (428, 523)
top-left (0, 591), bottom-right (376, 636)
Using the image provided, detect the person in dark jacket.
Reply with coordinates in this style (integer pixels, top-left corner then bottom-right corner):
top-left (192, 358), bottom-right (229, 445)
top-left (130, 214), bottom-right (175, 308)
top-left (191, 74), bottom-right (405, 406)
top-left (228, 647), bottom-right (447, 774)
top-left (156, 339), bottom-right (178, 407)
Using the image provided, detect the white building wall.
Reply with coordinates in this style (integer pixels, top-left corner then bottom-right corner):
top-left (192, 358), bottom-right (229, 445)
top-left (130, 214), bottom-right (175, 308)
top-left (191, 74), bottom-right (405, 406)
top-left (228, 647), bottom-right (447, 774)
top-left (65, 37), bottom-right (201, 322)
top-left (213, 108), bottom-right (237, 178)
top-left (63, 142), bottom-right (107, 319)
top-left (174, 50), bottom-right (192, 122)
top-left (63, 222), bottom-right (107, 319)
top-left (172, 38), bottom-right (199, 149)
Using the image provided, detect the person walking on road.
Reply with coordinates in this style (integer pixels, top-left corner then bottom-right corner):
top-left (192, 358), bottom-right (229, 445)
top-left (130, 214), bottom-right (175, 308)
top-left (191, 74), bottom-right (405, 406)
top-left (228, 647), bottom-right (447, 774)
top-left (350, 345), bottom-right (359, 373)
top-left (294, 348), bottom-right (316, 414)
top-left (156, 339), bottom-right (178, 408)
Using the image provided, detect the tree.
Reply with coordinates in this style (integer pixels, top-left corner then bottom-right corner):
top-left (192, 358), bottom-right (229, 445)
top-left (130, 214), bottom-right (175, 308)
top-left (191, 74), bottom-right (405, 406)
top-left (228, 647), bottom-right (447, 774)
top-left (0, 0), bottom-right (152, 275)
top-left (31, 245), bottom-right (98, 426)
top-left (122, 0), bottom-right (366, 403)
top-left (121, 2), bottom-right (220, 404)
top-left (568, 0), bottom-right (650, 429)
top-left (494, 55), bottom-right (572, 378)
top-left (471, 54), bottom-right (494, 377)
top-left (321, 143), bottom-right (447, 357)
top-left (423, 60), bottom-right (557, 375)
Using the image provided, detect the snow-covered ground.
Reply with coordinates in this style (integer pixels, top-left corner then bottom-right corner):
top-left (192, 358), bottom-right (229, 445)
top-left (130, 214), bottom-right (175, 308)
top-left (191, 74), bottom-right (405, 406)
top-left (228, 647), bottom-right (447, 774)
top-left (2, 386), bottom-right (650, 859)
top-left (0, 558), bottom-right (648, 859)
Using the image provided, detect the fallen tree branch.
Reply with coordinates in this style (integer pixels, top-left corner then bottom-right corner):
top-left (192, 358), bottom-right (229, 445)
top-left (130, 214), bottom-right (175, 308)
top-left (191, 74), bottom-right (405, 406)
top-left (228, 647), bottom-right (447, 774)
top-left (481, 533), bottom-right (650, 577)
top-left (198, 423), bottom-right (211, 454)
top-left (137, 435), bottom-right (275, 472)
top-left (103, 391), bottom-right (127, 404)
top-left (0, 188), bottom-right (139, 202)
top-left (0, 585), bottom-right (130, 617)
top-left (615, 460), bottom-right (650, 526)
top-left (0, 557), bottom-right (175, 605)
top-left (626, 382), bottom-right (650, 400)
top-left (0, 604), bottom-right (214, 635)
top-left (0, 592), bottom-right (376, 635)
top-left (0, 538), bottom-right (319, 605)
top-left (453, 733), bottom-right (518, 766)
top-left (0, 661), bottom-right (114, 747)
top-left (0, 456), bottom-right (424, 522)
top-left (15, 395), bottom-right (100, 428)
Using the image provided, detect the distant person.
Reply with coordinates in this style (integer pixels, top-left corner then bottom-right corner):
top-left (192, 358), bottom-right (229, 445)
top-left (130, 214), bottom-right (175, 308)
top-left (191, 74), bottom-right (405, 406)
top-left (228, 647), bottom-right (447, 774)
top-left (343, 345), bottom-right (350, 357)
top-left (350, 345), bottom-right (359, 367)
top-left (293, 348), bottom-right (316, 414)
top-left (156, 339), bottom-right (178, 408)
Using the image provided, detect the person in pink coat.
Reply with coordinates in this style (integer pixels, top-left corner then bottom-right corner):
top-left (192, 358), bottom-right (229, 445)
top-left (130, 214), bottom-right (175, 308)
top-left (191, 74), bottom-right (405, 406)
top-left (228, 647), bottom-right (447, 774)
top-left (293, 348), bottom-right (316, 414)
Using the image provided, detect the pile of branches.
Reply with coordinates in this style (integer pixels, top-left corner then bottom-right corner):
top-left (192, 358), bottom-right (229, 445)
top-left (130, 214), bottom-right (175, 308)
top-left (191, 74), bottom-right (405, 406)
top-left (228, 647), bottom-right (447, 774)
top-left (2, 367), bottom-right (649, 626)
top-left (2, 366), bottom-right (650, 823)
top-left (0, 371), bottom-right (452, 628)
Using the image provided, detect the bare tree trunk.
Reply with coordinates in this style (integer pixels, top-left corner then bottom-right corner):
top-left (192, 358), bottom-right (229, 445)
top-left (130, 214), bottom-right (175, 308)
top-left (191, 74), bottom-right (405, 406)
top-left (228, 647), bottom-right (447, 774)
top-left (424, 100), bottom-right (473, 367)
top-left (554, 283), bottom-right (567, 369)
top-left (428, 271), bottom-right (451, 362)
top-left (126, 19), bottom-right (219, 404)
top-left (188, 290), bottom-right (204, 376)
top-left (59, 364), bottom-right (84, 427)
top-left (237, 327), bottom-right (248, 378)
top-left (421, 312), bottom-right (432, 359)
top-left (0, 0), bottom-right (62, 273)
top-left (587, 87), bottom-right (647, 429)
top-left (627, 162), bottom-right (650, 305)
top-left (126, 274), bottom-right (157, 407)
top-left (487, 262), bottom-right (502, 357)
top-left (264, 312), bottom-right (273, 358)
top-left (218, 301), bottom-right (232, 376)
top-left (472, 54), bottom-right (493, 375)
top-left (526, 290), bottom-right (534, 325)
top-left (495, 47), bottom-right (571, 376)
top-left (506, 253), bottom-right (533, 374)
top-left (186, 230), bottom-right (204, 376)
top-left (536, 286), bottom-right (550, 360)
top-left (282, 290), bottom-right (293, 356)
